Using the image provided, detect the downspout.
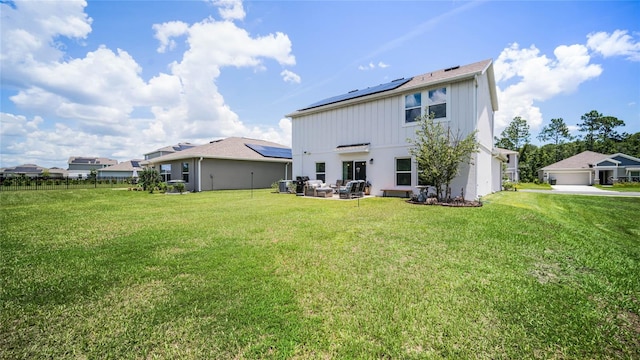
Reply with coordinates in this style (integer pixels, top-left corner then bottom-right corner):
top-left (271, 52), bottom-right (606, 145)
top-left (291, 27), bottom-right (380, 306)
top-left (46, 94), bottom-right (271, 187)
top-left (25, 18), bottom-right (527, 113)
top-left (474, 74), bottom-right (479, 198)
top-left (285, 162), bottom-right (290, 180)
top-left (198, 157), bottom-right (203, 192)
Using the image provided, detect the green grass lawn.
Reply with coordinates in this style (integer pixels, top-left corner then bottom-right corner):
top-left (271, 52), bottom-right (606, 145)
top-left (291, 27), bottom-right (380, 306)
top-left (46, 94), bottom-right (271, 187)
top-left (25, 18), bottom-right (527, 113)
top-left (596, 184), bottom-right (640, 192)
top-left (1, 189), bottom-right (639, 359)
top-left (515, 182), bottom-right (552, 190)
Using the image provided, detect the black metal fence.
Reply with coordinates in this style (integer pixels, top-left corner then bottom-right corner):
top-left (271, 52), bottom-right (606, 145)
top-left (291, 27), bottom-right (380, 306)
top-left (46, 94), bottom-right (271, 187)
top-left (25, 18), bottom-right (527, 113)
top-left (0, 176), bottom-right (135, 191)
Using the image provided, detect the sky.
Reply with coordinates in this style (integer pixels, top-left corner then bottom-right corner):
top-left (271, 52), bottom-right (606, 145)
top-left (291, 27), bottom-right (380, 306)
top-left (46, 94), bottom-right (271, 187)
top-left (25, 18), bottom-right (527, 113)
top-left (1, 0), bottom-right (639, 169)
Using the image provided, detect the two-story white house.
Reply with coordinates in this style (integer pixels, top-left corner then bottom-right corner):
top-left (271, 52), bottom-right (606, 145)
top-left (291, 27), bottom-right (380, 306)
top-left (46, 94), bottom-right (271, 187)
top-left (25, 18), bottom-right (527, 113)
top-left (287, 59), bottom-right (502, 200)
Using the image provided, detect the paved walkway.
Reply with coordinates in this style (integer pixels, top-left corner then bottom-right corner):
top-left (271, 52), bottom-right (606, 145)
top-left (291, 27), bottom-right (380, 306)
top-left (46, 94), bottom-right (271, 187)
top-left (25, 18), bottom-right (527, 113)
top-left (520, 185), bottom-right (640, 197)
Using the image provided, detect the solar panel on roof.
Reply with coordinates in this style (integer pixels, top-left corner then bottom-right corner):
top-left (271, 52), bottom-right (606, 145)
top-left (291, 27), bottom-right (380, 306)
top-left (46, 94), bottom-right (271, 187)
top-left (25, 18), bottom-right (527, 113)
top-left (299, 77), bottom-right (412, 111)
top-left (131, 161), bottom-right (140, 168)
top-left (245, 144), bottom-right (292, 159)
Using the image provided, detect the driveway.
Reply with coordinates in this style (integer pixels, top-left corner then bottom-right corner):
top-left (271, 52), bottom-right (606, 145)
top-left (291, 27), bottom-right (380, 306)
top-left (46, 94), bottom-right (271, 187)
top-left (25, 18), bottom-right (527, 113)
top-left (521, 185), bottom-right (640, 197)
top-left (551, 185), bottom-right (613, 193)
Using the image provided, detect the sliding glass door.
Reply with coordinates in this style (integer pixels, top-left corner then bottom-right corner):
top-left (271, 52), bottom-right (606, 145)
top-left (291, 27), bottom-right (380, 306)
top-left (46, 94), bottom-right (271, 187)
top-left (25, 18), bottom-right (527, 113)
top-left (342, 160), bottom-right (367, 181)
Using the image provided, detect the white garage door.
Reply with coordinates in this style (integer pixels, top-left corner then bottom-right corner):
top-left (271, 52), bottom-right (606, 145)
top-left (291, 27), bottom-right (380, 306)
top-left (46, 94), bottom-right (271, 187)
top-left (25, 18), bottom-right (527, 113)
top-left (552, 172), bottom-right (591, 185)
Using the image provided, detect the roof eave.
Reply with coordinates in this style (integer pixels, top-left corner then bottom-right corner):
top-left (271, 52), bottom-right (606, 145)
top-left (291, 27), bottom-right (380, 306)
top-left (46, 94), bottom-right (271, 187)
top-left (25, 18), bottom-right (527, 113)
top-left (288, 60), bottom-right (497, 118)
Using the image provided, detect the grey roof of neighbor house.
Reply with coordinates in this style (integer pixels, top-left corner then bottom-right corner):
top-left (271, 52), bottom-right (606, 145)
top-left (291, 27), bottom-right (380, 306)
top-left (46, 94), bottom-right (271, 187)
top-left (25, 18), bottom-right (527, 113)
top-left (68, 157), bottom-right (118, 166)
top-left (1, 164), bottom-right (46, 174)
top-left (0, 164), bottom-right (68, 176)
top-left (99, 160), bottom-right (144, 172)
top-left (541, 151), bottom-right (609, 170)
top-left (290, 58), bottom-right (497, 115)
top-left (144, 137), bottom-right (292, 164)
top-left (144, 142), bottom-right (197, 156)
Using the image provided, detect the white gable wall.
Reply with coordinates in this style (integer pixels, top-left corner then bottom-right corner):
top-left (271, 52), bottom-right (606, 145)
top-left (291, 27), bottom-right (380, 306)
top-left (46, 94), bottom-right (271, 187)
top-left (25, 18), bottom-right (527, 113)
top-left (291, 67), bottom-right (497, 200)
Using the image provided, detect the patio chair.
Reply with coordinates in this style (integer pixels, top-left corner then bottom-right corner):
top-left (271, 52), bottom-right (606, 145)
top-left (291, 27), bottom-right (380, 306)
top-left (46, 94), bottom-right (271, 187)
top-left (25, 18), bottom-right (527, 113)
top-left (331, 179), bottom-right (344, 193)
top-left (354, 180), bottom-right (366, 197)
top-left (338, 180), bottom-right (358, 199)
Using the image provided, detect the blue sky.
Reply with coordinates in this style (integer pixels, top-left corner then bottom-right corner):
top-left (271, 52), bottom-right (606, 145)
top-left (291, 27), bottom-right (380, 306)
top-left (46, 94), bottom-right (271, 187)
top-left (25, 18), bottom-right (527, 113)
top-left (1, 0), bottom-right (639, 168)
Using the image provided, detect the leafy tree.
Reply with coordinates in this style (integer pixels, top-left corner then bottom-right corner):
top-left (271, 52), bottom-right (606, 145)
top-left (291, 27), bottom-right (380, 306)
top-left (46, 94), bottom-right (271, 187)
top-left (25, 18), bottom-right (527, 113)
top-left (578, 110), bottom-right (600, 151)
top-left (139, 168), bottom-right (161, 193)
top-left (616, 132), bottom-right (640, 157)
top-left (537, 118), bottom-right (573, 162)
top-left (597, 115), bottom-right (625, 153)
top-left (495, 116), bottom-right (530, 151)
top-left (578, 110), bottom-right (625, 153)
top-left (409, 113), bottom-right (479, 201)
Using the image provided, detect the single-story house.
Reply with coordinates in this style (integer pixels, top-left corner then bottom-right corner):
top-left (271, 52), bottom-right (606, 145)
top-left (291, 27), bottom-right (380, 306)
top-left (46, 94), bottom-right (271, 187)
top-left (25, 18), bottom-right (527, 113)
top-left (144, 137), bottom-right (292, 192)
top-left (97, 160), bottom-right (144, 179)
top-left (539, 151), bottom-right (640, 185)
top-left (0, 164), bottom-right (68, 178)
top-left (496, 148), bottom-right (519, 182)
top-left (286, 59), bottom-right (502, 200)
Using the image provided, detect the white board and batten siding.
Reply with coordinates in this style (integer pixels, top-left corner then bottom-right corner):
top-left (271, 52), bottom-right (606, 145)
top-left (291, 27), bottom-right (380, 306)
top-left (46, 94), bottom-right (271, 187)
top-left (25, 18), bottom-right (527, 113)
top-left (290, 60), bottom-right (500, 199)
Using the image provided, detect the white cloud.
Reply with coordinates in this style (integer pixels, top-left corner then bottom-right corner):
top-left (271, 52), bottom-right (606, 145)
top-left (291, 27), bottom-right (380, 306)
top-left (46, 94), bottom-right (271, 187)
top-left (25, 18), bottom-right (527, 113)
top-left (281, 69), bottom-right (301, 84)
top-left (378, 61), bottom-right (389, 68)
top-left (211, 0), bottom-right (246, 21)
top-left (494, 42), bottom-right (602, 131)
top-left (152, 21), bottom-right (189, 53)
top-left (358, 62), bottom-right (375, 71)
top-left (587, 30), bottom-right (640, 61)
top-left (0, 0), bottom-right (297, 168)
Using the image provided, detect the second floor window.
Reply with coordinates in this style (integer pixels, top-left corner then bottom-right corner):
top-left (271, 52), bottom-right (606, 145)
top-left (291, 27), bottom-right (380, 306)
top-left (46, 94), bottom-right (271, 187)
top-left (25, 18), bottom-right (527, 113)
top-left (405, 93), bottom-right (421, 123)
top-left (427, 87), bottom-right (446, 119)
top-left (405, 87), bottom-right (448, 123)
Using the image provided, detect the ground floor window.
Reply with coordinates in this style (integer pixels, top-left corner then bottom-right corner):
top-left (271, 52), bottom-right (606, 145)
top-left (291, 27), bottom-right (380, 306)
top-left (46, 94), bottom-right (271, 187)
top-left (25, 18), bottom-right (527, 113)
top-left (160, 164), bottom-right (171, 182)
top-left (182, 162), bottom-right (189, 183)
top-left (396, 158), bottom-right (411, 186)
top-left (316, 162), bottom-right (326, 182)
top-left (342, 160), bottom-right (367, 181)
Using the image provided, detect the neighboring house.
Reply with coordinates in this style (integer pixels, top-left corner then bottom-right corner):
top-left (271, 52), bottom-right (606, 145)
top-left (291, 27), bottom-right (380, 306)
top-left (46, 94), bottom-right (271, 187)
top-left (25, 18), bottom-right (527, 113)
top-left (496, 148), bottom-right (519, 182)
top-left (286, 59), bottom-right (502, 199)
top-left (97, 160), bottom-right (144, 179)
top-left (540, 151), bottom-right (640, 185)
top-left (67, 157), bottom-right (118, 179)
top-left (144, 137), bottom-right (293, 192)
top-left (144, 143), bottom-right (197, 160)
top-left (0, 164), bottom-right (67, 179)
top-left (1, 164), bottom-right (47, 178)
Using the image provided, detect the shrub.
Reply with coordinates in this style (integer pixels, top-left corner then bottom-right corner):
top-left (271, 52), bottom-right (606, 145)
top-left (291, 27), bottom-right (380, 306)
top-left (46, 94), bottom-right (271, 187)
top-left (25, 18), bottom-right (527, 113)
top-left (503, 181), bottom-right (515, 191)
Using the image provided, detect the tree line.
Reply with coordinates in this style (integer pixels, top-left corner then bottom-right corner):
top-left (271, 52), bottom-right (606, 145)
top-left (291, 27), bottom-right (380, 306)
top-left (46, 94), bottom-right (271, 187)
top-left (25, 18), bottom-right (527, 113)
top-left (495, 110), bottom-right (640, 182)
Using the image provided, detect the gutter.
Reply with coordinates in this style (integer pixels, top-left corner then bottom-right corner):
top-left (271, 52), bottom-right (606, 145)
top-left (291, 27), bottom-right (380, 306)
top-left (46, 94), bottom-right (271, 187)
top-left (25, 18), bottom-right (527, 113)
top-left (198, 157), bottom-right (203, 192)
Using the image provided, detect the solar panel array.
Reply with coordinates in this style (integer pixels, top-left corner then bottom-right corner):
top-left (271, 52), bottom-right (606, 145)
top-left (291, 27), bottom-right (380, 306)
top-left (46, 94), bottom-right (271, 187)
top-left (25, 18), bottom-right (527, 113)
top-left (299, 77), bottom-right (412, 111)
top-left (131, 161), bottom-right (140, 168)
top-left (245, 144), bottom-right (292, 159)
